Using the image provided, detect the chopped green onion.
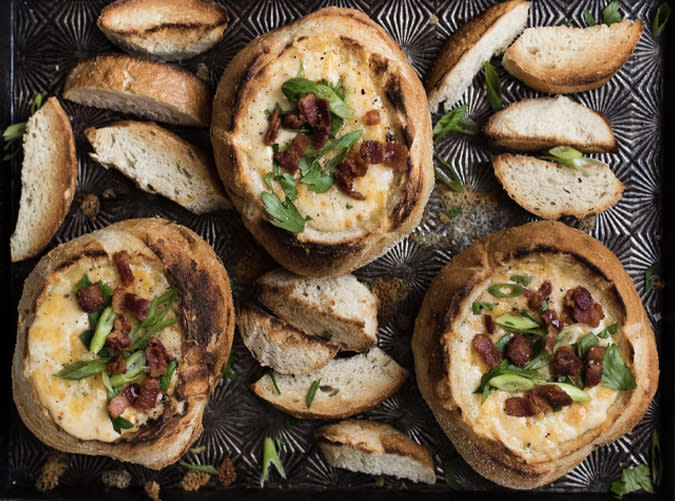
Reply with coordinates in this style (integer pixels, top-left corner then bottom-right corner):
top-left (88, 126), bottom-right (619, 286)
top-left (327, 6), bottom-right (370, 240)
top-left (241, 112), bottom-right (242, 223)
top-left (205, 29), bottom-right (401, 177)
top-left (488, 283), bottom-right (523, 298)
top-left (576, 332), bottom-right (599, 359)
top-left (159, 360), bottom-right (177, 393)
top-left (89, 306), bottom-right (116, 354)
top-left (110, 416), bottom-right (133, 434)
top-left (653, 2), bottom-right (671, 37)
top-left (435, 156), bottom-right (463, 192)
top-left (432, 105), bottom-right (480, 140)
top-left (270, 372), bottom-right (281, 395)
top-left (483, 61), bottom-right (502, 112)
top-left (510, 275), bottom-right (532, 286)
top-left (260, 437), bottom-right (286, 487)
top-left (179, 461), bottom-right (218, 475)
top-left (553, 329), bottom-right (572, 352)
top-left (110, 351), bottom-right (146, 387)
top-left (55, 359), bottom-right (107, 380)
top-left (495, 334), bottom-right (512, 353)
top-left (306, 379), bottom-right (321, 408)
top-left (472, 301), bottom-right (496, 315)
top-left (488, 373), bottom-right (534, 392)
top-left (549, 382), bottom-right (591, 402)
top-left (101, 371), bottom-right (119, 400)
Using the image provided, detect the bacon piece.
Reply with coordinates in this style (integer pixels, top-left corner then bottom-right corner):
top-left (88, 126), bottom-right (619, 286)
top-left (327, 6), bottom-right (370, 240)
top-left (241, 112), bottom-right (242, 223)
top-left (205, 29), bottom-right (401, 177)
top-left (526, 392), bottom-right (549, 414)
top-left (311, 126), bottom-right (330, 149)
top-left (112, 287), bottom-right (126, 314)
top-left (472, 334), bottom-right (502, 368)
top-left (77, 284), bottom-right (103, 313)
top-left (539, 280), bottom-right (552, 298)
top-left (364, 110), bottom-right (381, 125)
top-left (528, 280), bottom-right (552, 310)
top-left (107, 315), bottom-right (132, 351)
top-left (505, 397), bottom-right (536, 417)
top-left (565, 286), bottom-right (593, 311)
top-left (273, 133), bottom-right (308, 173)
top-left (114, 315), bottom-right (131, 336)
top-left (584, 345), bottom-right (606, 387)
top-left (505, 335), bottom-right (531, 367)
top-left (107, 354), bottom-right (127, 375)
top-left (114, 251), bottom-right (134, 286)
top-left (534, 384), bottom-right (573, 407)
top-left (335, 168), bottom-right (365, 200)
top-left (573, 303), bottom-right (605, 327)
top-left (264, 107), bottom-right (281, 145)
top-left (360, 141), bottom-right (383, 164)
top-left (298, 94), bottom-right (331, 129)
top-left (553, 346), bottom-right (583, 377)
top-left (124, 293), bottom-right (150, 320)
top-left (281, 113), bottom-right (307, 129)
top-left (145, 338), bottom-right (172, 378)
top-left (122, 383), bottom-right (140, 405)
top-left (107, 394), bottom-right (129, 419)
top-left (544, 332), bottom-right (556, 354)
top-left (133, 378), bottom-right (161, 412)
top-left (564, 286), bottom-right (605, 326)
top-left (542, 309), bottom-right (563, 335)
top-left (383, 143), bottom-right (408, 171)
top-left (315, 98), bottom-right (331, 130)
top-left (345, 151), bottom-right (369, 177)
top-left (484, 314), bottom-right (495, 334)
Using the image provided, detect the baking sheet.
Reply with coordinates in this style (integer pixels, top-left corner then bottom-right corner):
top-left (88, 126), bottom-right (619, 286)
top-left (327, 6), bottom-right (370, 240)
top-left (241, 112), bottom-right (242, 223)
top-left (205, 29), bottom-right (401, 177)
top-left (2, 0), bottom-right (666, 497)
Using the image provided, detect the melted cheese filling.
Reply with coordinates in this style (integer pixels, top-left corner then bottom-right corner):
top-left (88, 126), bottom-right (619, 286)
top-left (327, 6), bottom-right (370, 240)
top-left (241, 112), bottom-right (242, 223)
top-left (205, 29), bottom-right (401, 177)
top-left (447, 254), bottom-right (623, 462)
top-left (26, 255), bottom-right (183, 443)
top-left (234, 34), bottom-right (407, 239)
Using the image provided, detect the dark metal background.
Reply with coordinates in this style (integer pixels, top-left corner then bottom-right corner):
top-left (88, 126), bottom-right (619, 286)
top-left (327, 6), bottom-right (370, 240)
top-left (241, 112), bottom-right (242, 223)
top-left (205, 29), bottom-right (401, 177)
top-left (1, 0), bottom-right (671, 499)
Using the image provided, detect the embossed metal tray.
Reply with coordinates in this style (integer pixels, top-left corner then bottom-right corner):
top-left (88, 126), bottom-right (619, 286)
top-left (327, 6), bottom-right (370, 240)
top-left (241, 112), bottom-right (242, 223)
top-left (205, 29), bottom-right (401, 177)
top-left (1, 0), bottom-right (673, 499)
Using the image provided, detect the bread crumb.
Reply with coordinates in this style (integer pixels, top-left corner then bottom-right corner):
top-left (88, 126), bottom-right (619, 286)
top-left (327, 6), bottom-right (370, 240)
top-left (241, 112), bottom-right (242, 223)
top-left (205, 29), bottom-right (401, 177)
top-left (217, 458), bottom-right (237, 486)
top-left (144, 480), bottom-right (160, 500)
top-left (189, 445), bottom-right (206, 454)
top-left (101, 469), bottom-right (131, 489)
top-left (35, 452), bottom-right (69, 492)
top-left (430, 13), bottom-right (439, 25)
top-left (181, 470), bottom-right (210, 491)
top-left (80, 193), bottom-right (100, 221)
top-left (369, 278), bottom-right (408, 325)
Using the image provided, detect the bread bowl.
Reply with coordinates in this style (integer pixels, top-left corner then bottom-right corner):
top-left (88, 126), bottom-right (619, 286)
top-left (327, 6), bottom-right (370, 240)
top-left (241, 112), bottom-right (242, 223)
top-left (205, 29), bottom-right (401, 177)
top-left (12, 218), bottom-right (235, 469)
top-left (210, 7), bottom-right (434, 277)
top-left (412, 221), bottom-right (658, 489)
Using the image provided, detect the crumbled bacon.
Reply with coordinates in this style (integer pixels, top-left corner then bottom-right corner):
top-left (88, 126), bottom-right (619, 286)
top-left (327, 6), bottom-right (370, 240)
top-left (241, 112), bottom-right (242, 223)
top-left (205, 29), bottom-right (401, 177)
top-left (273, 133), bottom-right (308, 173)
top-left (364, 110), bottom-right (381, 125)
top-left (281, 113), bottom-right (307, 129)
top-left (574, 303), bottom-right (605, 327)
top-left (133, 378), bottom-right (161, 412)
top-left (565, 286), bottom-right (593, 311)
top-left (122, 383), bottom-right (141, 405)
top-left (526, 392), bottom-right (550, 414)
top-left (472, 334), bottom-right (502, 368)
top-left (77, 284), bottom-right (103, 312)
top-left (107, 316), bottom-right (132, 352)
top-left (124, 293), bottom-right (150, 320)
top-left (264, 107), bottom-right (281, 145)
top-left (335, 168), bottom-right (366, 200)
top-left (107, 354), bottom-right (127, 375)
top-left (505, 335), bottom-right (531, 367)
top-left (505, 391), bottom-right (550, 417)
top-left (564, 286), bottom-right (605, 327)
top-left (542, 309), bottom-right (563, 335)
top-left (383, 143), bottom-right (408, 171)
top-left (145, 338), bottom-right (172, 378)
top-left (360, 141), bottom-right (383, 164)
top-left (298, 94), bottom-right (331, 130)
top-left (527, 280), bottom-right (552, 310)
top-left (114, 251), bottom-right (134, 286)
top-left (484, 314), bottom-right (495, 334)
top-left (112, 287), bottom-right (126, 315)
top-left (107, 394), bottom-right (129, 419)
top-left (533, 384), bottom-right (573, 407)
top-left (553, 346), bottom-right (583, 377)
top-left (113, 315), bottom-right (131, 336)
top-left (311, 126), bottom-right (330, 149)
top-left (584, 345), bottom-right (606, 387)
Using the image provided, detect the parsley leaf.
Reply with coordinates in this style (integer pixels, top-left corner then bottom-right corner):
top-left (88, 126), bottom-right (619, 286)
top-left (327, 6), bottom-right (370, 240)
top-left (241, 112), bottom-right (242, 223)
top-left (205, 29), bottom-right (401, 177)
top-left (602, 344), bottom-right (637, 391)
top-left (603, 0), bottom-right (622, 26)
top-left (261, 191), bottom-right (310, 233)
top-left (432, 105), bottom-right (479, 140)
top-left (576, 332), bottom-right (599, 359)
top-left (277, 173), bottom-right (297, 200)
top-left (653, 2), bottom-right (671, 37)
top-left (483, 61), bottom-right (502, 112)
top-left (110, 416), bottom-right (133, 434)
top-left (282, 77), bottom-right (354, 120)
top-left (583, 8), bottom-right (597, 26)
top-left (610, 464), bottom-right (654, 498)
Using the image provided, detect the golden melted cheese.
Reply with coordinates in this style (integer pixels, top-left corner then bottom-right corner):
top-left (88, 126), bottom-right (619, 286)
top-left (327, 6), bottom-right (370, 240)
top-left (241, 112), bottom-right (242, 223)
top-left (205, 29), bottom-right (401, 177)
top-left (234, 34), bottom-right (407, 240)
top-left (26, 253), bottom-right (183, 443)
top-left (447, 254), bottom-right (623, 462)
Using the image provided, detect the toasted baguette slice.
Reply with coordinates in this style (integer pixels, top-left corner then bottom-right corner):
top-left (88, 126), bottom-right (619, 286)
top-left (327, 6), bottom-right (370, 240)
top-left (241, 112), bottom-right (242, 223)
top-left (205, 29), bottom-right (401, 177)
top-left (98, 0), bottom-right (229, 61)
top-left (252, 348), bottom-right (408, 419)
top-left (63, 55), bottom-right (211, 126)
top-left (492, 153), bottom-right (624, 219)
top-left (237, 303), bottom-right (338, 375)
top-left (502, 19), bottom-right (643, 94)
top-left (485, 97), bottom-right (616, 153)
top-left (426, 0), bottom-right (530, 113)
top-left (315, 420), bottom-right (436, 484)
top-left (256, 270), bottom-right (378, 352)
top-left (84, 121), bottom-right (229, 214)
top-left (10, 98), bottom-right (77, 262)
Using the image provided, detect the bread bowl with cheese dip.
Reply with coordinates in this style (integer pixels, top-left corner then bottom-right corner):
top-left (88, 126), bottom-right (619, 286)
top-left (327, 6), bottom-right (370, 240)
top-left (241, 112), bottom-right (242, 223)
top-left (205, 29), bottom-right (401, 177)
top-left (412, 221), bottom-right (658, 489)
top-left (210, 7), bottom-right (434, 277)
top-left (12, 218), bottom-right (234, 469)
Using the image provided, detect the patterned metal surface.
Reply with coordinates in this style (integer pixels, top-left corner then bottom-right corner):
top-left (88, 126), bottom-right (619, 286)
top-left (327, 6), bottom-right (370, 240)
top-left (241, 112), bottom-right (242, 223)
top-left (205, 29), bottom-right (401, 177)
top-left (6, 0), bottom-right (665, 496)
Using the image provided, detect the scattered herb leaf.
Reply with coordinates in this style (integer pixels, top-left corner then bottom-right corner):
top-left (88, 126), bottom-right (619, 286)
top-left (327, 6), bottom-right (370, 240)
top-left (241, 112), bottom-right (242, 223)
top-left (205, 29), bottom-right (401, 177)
top-left (223, 354), bottom-right (247, 383)
top-left (432, 105), bottom-right (479, 140)
top-left (602, 344), bottom-right (637, 391)
top-left (597, 323), bottom-right (618, 339)
top-left (375, 476), bottom-right (385, 487)
top-left (441, 206), bottom-right (462, 219)
top-left (610, 464), bottom-right (654, 498)
top-left (260, 437), bottom-right (286, 487)
top-left (55, 359), bottom-right (107, 380)
top-left (261, 191), bottom-right (310, 233)
top-left (583, 8), bottom-right (597, 26)
top-left (483, 61), bottom-right (502, 112)
top-left (179, 461), bottom-right (218, 475)
top-left (603, 0), bottom-right (622, 26)
top-left (472, 301), bottom-right (496, 315)
top-left (159, 360), bottom-right (177, 393)
top-left (281, 77), bottom-right (354, 120)
top-left (270, 372), bottom-right (281, 395)
top-left (488, 283), bottom-right (523, 298)
top-left (644, 262), bottom-right (661, 290)
top-left (306, 379), bottom-right (321, 408)
top-left (576, 332), bottom-right (599, 359)
top-left (653, 2), bottom-right (671, 37)
top-left (510, 275), bottom-right (532, 286)
top-left (434, 156), bottom-right (463, 192)
top-left (110, 416), bottom-right (133, 434)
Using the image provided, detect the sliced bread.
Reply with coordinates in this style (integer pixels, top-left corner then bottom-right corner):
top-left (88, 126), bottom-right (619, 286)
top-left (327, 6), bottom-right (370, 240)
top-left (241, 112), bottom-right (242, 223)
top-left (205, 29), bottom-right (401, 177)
top-left (237, 303), bottom-right (338, 375)
top-left (484, 96), bottom-right (616, 153)
top-left (492, 153), bottom-right (624, 219)
top-left (84, 121), bottom-right (229, 214)
top-left (256, 270), bottom-right (378, 353)
top-left (63, 55), bottom-right (211, 126)
top-left (10, 97), bottom-right (77, 262)
top-left (502, 19), bottom-right (643, 94)
top-left (98, 0), bottom-right (229, 61)
top-left (426, 0), bottom-right (530, 113)
top-left (315, 420), bottom-right (436, 484)
top-left (251, 348), bottom-right (408, 419)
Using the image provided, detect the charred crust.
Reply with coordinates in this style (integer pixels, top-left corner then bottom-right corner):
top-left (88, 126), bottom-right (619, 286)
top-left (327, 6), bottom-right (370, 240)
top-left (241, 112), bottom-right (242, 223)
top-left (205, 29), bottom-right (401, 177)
top-left (385, 75), bottom-right (406, 114)
top-left (232, 49), bottom-right (269, 130)
top-left (369, 53), bottom-right (389, 75)
top-left (339, 35), bottom-right (363, 53)
top-left (270, 222), bottom-right (366, 264)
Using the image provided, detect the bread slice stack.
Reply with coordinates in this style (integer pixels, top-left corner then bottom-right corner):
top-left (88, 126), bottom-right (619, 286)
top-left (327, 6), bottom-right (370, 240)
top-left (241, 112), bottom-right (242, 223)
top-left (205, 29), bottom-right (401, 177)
top-left (315, 420), bottom-right (436, 484)
top-left (10, 97), bottom-right (77, 262)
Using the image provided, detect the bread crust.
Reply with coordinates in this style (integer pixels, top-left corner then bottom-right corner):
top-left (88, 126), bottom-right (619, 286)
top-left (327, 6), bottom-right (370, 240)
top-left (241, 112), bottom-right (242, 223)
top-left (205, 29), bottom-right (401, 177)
top-left (10, 97), bottom-right (77, 262)
top-left (210, 7), bottom-right (433, 277)
top-left (98, 0), bottom-right (229, 61)
top-left (426, 0), bottom-right (530, 108)
top-left (411, 221), bottom-right (658, 489)
top-left (502, 19), bottom-right (643, 94)
top-left (12, 218), bottom-right (235, 469)
top-left (63, 55), bottom-right (211, 126)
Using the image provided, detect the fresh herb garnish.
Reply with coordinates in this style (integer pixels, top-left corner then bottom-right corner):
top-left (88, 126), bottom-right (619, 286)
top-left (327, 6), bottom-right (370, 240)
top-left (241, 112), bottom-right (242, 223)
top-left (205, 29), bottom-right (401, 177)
top-left (476, 359), bottom-right (546, 402)
top-left (541, 145), bottom-right (609, 176)
top-left (602, 0), bottom-right (622, 26)
top-left (159, 360), bottom-right (177, 393)
top-left (644, 262), bottom-right (661, 290)
top-left (260, 437), bottom-right (286, 487)
top-left (441, 206), bottom-right (462, 219)
top-left (472, 301), bottom-right (496, 315)
top-left (110, 416), bottom-right (134, 434)
top-left (610, 464), bottom-right (654, 498)
top-left (576, 332), bottom-right (599, 358)
top-left (651, 431), bottom-right (662, 488)
top-left (297, 60), bottom-right (304, 78)
top-left (583, 8), bottom-right (597, 26)
top-left (179, 461), bottom-right (218, 475)
top-left (488, 283), bottom-right (523, 298)
top-left (375, 476), bottom-right (385, 487)
top-left (73, 274), bottom-right (92, 294)
top-left (443, 458), bottom-right (460, 490)
top-left (306, 379), bottom-right (320, 408)
top-left (541, 298), bottom-right (549, 311)
top-left (483, 61), bottom-right (502, 112)
top-left (318, 331), bottom-right (333, 341)
top-left (653, 2), bottom-right (671, 37)
top-left (553, 329), bottom-right (572, 352)
top-left (495, 313), bottom-right (546, 335)
top-left (281, 77), bottom-right (355, 120)
top-left (495, 334), bottom-right (512, 353)
top-left (89, 306), bottom-right (117, 354)
top-left (223, 354), bottom-right (247, 383)
top-left (510, 275), bottom-right (532, 287)
top-left (3, 93), bottom-right (44, 160)
top-left (270, 372), bottom-right (281, 395)
top-left (432, 105), bottom-right (479, 140)
top-left (110, 351), bottom-right (146, 387)
top-left (601, 344), bottom-right (637, 391)
top-left (55, 359), bottom-right (107, 380)
top-left (596, 323), bottom-right (618, 339)
top-left (346, 204), bottom-right (353, 209)
top-left (261, 191), bottom-right (311, 233)
top-left (299, 129), bottom-right (362, 193)
top-left (434, 156), bottom-right (463, 192)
